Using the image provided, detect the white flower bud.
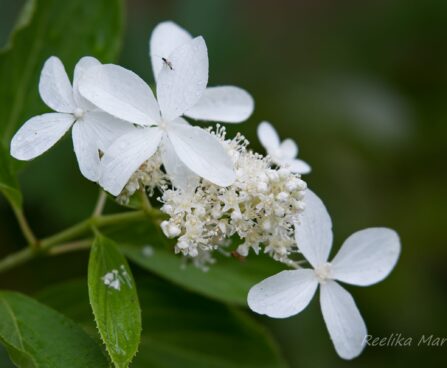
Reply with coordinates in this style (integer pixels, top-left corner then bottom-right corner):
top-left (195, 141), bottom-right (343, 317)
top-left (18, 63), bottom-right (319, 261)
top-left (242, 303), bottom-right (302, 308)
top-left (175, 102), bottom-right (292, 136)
top-left (160, 221), bottom-right (170, 237)
top-left (161, 204), bottom-right (173, 214)
top-left (295, 201), bottom-right (306, 211)
top-left (267, 171), bottom-right (279, 182)
top-left (177, 239), bottom-right (189, 250)
top-left (161, 221), bottom-right (181, 238)
top-left (296, 179), bottom-right (307, 190)
top-left (189, 247), bottom-right (199, 257)
top-left (278, 168), bottom-right (291, 178)
top-left (286, 179), bottom-right (299, 191)
top-left (274, 207), bottom-right (285, 217)
top-left (276, 192), bottom-right (289, 202)
top-left (257, 182), bottom-right (268, 193)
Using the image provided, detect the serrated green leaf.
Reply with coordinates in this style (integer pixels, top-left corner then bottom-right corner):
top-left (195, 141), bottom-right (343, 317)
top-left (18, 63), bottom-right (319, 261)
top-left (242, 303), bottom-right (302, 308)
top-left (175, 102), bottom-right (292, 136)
top-left (0, 291), bottom-right (109, 368)
top-left (88, 234), bottom-right (142, 368)
top-left (105, 220), bottom-right (283, 306)
top-left (0, 0), bottom-right (124, 145)
top-left (0, 142), bottom-right (22, 209)
top-left (38, 278), bottom-right (289, 368)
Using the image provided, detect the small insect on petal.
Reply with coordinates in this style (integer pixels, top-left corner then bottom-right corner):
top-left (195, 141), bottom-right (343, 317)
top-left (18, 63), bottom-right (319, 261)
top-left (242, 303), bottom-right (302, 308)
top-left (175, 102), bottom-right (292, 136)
top-left (162, 57), bottom-right (174, 70)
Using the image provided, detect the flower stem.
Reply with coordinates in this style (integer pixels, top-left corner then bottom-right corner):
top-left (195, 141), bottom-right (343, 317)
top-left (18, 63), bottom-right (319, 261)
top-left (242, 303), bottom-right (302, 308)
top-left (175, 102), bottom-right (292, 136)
top-left (0, 247), bottom-right (36, 274)
top-left (12, 206), bottom-right (37, 248)
top-left (48, 238), bottom-right (92, 255)
top-left (0, 209), bottom-right (162, 273)
top-left (40, 210), bottom-right (147, 250)
top-left (139, 187), bottom-right (152, 211)
top-left (92, 190), bottom-right (107, 217)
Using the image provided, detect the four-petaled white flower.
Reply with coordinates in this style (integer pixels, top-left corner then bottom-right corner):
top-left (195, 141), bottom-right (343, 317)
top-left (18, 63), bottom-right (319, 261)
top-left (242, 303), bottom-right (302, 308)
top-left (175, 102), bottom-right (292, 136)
top-left (78, 21), bottom-right (254, 196)
top-left (10, 56), bottom-right (132, 181)
top-left (247, 190), bottom-right (400, 359)
top-left (150, 21), bottom-right (254, 123)
top-left (257, 121), bottom-right (311, 174)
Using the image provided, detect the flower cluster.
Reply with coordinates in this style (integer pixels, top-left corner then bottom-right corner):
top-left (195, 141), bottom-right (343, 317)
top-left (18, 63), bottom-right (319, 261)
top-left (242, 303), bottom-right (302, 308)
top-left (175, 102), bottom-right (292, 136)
top-left (158, 126), bottom-right (307, 267)
top-left (9, 20), bottom-right (402, 360)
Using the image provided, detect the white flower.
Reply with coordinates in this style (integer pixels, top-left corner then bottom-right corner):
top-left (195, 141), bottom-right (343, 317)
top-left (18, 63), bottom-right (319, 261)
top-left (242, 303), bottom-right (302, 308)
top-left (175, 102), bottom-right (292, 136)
top-left (79, 30), bottom-right (252, 196)
top-left (10, 56), bottom-right (132, 181)
top-left (150, 21), bottom-right (254, 123)
top-left (257, 121), bottom-right (311, 174)
top-left (247, 190), bottom-right (401, 359)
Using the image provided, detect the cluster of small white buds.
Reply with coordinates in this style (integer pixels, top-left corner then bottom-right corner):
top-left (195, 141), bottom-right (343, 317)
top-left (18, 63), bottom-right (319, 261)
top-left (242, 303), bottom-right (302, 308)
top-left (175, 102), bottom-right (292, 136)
top-left (157, 126), bottom-right (308, 267)
top-left (117, 153), bottom-right (167, 205)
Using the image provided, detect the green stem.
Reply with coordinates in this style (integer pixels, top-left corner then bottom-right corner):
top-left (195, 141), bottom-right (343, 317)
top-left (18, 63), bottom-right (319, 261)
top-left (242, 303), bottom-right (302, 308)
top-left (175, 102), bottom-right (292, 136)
top-left (0, 209), bottom-right (162, 273)
top-left (0, 247), bottom-right (36, 274)
top-left (12, 206), bottom-right (37, 248)
top-left (139, 187), bottom-right (152, 211)
top-left (92, 190), bottom-right (107, 217)
top-left (48, 238), bottom-right (92, 255)
top-left (40, 210), bottom-right (147, 250)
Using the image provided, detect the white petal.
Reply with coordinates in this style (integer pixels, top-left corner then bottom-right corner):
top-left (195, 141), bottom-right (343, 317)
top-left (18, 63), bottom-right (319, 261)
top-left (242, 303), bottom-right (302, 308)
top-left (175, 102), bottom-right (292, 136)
top-left (295, 190), bottom-right (333, 267)
top-left (72, 56), bottom-right (101, 109)
top-left (160, 136), bottom-right (199, 191)
top-left (331, 228), bottom-right (401, 286)
top-left (150, 21), bottom-right (192, 81)
top-left (157, 36), bottom-right (208, 121)
top-left (10, 113), bottom-right (74, 160)
top-left (320, 281), bottom-right (367, 360)
top-left (184, 86), bottom-right (254, 123)
top-left (257, 121), bottom-right (280, 151)
top-left (79, 64), bottom-right (160, 126)
top-left (279, 138), bottom-right (298, 159)
top-left (247, 269), bottom-right (318, 318)
top-left (81, 111), bottom-right (134, 152)
top-left (167, 122), bottom-right (235, 187)
top-left (72, 121), bottom-right (100, 182)
top-left (286, 158), bottom-right (312, 174)
top-left (100, 127), bottom-right (163, 196)
top-left (39, 57), bottom-right (75, 113)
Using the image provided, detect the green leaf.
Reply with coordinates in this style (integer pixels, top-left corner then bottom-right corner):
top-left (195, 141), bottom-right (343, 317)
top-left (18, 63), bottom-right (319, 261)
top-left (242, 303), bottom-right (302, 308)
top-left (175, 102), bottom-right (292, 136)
top-left (88, 234), bottom-right (142, 368)
top-left (38, 278), bottom-right (289, 368)
top-left (106, 220), bottom-right (283, 306)
top-left (0, 344), bottom-right (15, 368)
top-left (0, 0), bottom-right (124, 144)
top-left (0, 142), bottom-right (22, 209)
top-left (0, 291), bottom-right (109, 368)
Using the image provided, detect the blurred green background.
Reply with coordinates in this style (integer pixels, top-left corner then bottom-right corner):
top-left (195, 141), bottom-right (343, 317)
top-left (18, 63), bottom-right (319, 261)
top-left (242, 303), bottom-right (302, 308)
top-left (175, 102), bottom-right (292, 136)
top-left (0, 0), bottom-right (446, 367)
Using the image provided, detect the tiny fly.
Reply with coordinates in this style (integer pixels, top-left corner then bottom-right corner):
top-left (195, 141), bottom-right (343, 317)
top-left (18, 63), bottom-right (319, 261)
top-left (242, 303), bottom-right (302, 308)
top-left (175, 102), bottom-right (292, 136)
top-left (162, 57), bottom-right (174, 71)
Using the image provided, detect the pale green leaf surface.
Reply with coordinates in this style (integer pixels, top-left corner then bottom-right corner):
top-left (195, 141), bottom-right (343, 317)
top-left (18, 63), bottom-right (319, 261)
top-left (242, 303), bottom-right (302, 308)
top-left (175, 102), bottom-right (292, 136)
top-left (38, 278), bottom-right (289, 368)
top-left (0, 291), bottom-right (109, 368)
top-left (88, 234), bottom-right (142, 368)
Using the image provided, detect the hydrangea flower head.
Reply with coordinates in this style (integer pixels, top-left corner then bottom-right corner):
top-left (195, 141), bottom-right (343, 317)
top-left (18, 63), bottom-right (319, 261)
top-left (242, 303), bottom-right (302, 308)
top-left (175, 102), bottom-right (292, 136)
top-left (10, 56), bottom-right (132, 181)
top-left (157, 126), bottom-right (307, 267)
top-left (247, 190), bottom-right (401, 359)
